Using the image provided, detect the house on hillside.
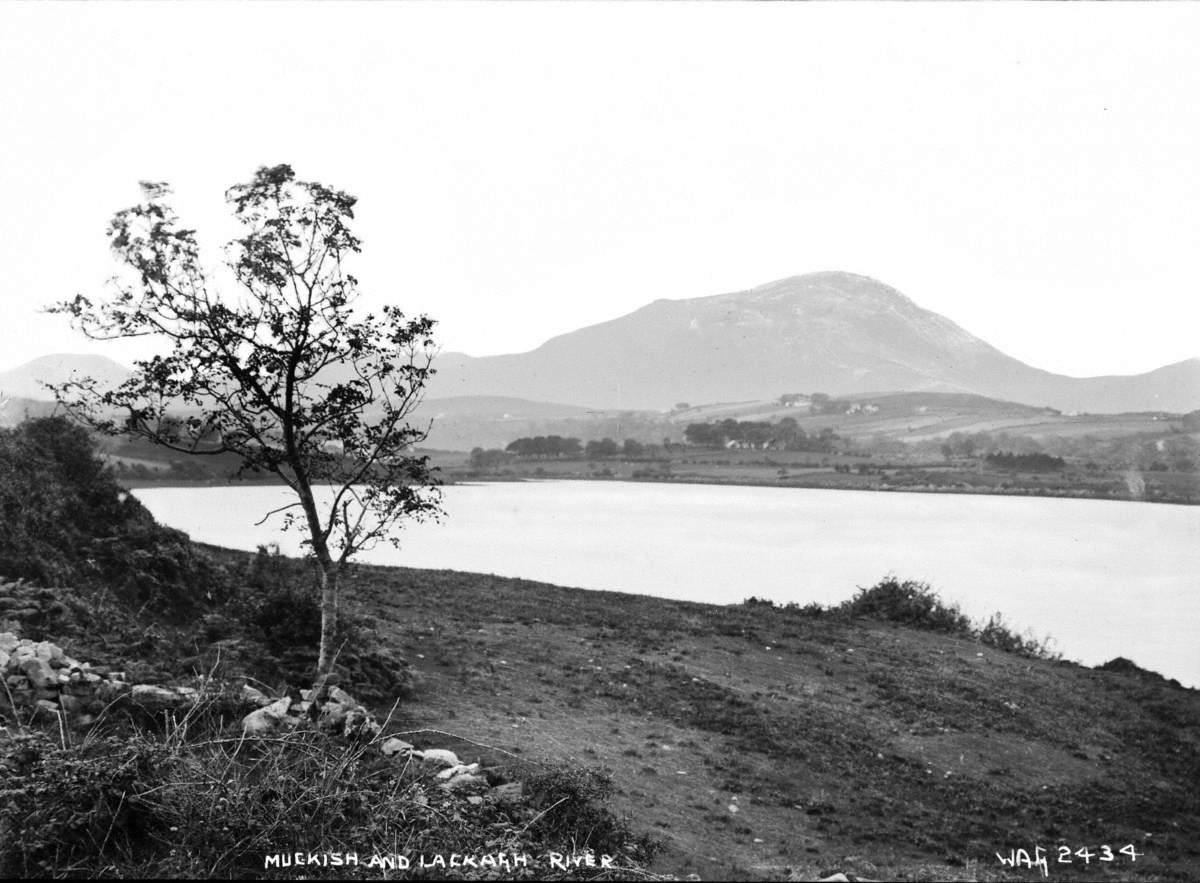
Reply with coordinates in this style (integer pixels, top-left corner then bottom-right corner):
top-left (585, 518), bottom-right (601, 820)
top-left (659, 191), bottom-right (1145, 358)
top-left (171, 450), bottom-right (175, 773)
top-left (779, 393), bottom-right (806, 408)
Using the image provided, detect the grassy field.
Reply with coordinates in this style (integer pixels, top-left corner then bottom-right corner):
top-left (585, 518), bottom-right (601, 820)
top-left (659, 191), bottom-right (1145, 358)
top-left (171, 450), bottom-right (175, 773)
top-left (340, 562), bottom-right (1200, 881)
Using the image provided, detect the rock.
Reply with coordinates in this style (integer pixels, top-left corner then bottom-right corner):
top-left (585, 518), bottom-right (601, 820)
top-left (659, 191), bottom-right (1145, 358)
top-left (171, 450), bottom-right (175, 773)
top-left (343, 708), bottom-right (380, 740)
top-left (490, 782), bottom-right (524, 804)
top-left (35, 699), bottom-right (60, 714)
top-left (415, 748), bottom-right (461, 767)
top-left (0, 650), bottom-right (8, 671)
top-left (242, 697), bottom-right (292, 736)
top-left (441, 773), bottom-right (486, 793)
top-left (241, 684), bottom-right (272, 706)
top-left (436, 762), bottom-right (481, 781)
top-left (20, 657), bottom-right (57, 689)
top-left (329, 686), bottom-right (358, 707)
top-left (466, 795), bottom-right (484, 806)
top-left (131, 684), bottom-right (186, 711)
top-left (34, 641), bottom-right (63, 662)
top-left (0, 633), bottom-right (18, 653)
top-left (381, 737), bottom-right (415, 758)
top-left (318, 702), bottom-right (350, 729)
top-left (97, 680), bottom-right (132, 702)
top-left (58, 694), bottom-right (84, 714)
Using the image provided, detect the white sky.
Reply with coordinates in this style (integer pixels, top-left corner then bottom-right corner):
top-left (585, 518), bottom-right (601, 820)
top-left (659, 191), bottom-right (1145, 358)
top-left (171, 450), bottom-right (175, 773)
top-left (1, 2), bottom-right (1198, 378)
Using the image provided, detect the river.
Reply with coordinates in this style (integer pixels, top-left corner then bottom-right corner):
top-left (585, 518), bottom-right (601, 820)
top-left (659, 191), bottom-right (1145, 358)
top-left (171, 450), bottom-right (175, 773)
top-left (132, 481), bottom-right (1200, 687)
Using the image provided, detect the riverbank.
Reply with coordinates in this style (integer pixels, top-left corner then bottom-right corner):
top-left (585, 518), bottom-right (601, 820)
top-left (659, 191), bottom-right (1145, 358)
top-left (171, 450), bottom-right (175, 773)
top-left (329, 558), bottom-right (1200, 881)
top-left (438, 450), bottom-right (1200, 506)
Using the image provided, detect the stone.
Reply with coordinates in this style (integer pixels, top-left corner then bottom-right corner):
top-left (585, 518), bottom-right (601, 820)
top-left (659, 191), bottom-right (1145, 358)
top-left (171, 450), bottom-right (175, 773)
top-left (380, 737), bottom-right (415, 758)
top-left (0, 650), bottom-right (8, 671)
top-left (242, 697), bottom-right (292, 737)
top-left (416, 748), bottom-right (461, 767)
top-left (328, 686), bottom-right (358, 707)
top-left (241, 684), bottom-right (272, 706)
top-left (466, 795), bottom-right (484, 806)
top-left (35, 699), bottom-right (60, 714)
top-left (441, 773), bottom-right (486, 793)
top-left (436, 762), bottom-right (481, 781)
top-left (319, 702), bottom-right (350, 729)
top-left (0, 633), bottom-right (17, 653)
top-left (343, 708), bottom-right (380, 740)
top-left (20, 657), bottom-right (57, 689)
top-left (490, 783), bottom-right (524, 805)
top-left (34, 641), bottom-right (63, 662)
top-left (131, 684), bottom-right (186, 711)
top-left (97, 680), bottom-right (131, 702)
top-left (58, 694), bottom-right (84, 714)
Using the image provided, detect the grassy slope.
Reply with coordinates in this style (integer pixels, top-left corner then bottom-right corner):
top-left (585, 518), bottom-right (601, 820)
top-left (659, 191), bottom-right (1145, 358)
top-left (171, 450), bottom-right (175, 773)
top-left (339, 563), bottom-right (1200, 882)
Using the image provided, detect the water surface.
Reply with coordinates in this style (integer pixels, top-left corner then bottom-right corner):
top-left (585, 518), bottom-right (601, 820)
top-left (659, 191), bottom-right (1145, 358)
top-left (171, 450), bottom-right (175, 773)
top-left (133, 481), bottom-right (1200, 687)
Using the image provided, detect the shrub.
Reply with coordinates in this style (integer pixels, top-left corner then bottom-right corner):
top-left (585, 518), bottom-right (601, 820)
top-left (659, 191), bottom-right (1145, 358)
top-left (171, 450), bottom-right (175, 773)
top-left (977, 612), bottom-right (1059, 660)
top-left (837, 577), bottom-right (973, 635)
top-left (523, 764), bottom-right (656, 862)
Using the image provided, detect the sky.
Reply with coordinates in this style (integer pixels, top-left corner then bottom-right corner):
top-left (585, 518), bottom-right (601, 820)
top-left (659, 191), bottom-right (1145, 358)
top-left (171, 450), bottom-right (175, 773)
top-left (1, 2), bottom-right (1198, 379)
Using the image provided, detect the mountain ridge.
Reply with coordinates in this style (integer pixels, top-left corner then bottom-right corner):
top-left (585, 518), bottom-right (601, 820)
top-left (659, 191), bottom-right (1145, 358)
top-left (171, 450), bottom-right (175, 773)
top-left (429, 272), bottom-right (1200, 413)
top-left (5, 273), bottom-right (1198, 414)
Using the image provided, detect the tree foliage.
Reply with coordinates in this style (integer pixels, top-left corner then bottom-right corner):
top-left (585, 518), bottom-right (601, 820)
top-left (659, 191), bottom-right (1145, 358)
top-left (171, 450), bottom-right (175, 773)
top-left (47, 164), bottom-right (442, 683)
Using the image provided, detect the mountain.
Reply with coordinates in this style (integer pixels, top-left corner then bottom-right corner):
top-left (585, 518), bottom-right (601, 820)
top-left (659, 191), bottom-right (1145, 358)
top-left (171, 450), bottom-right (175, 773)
top-left (428, 272), bottom-right (1200, 413)
top-left (0, 354), bottom-right (131, 401)
top-left (6, 276), bottom-right (1198, 415)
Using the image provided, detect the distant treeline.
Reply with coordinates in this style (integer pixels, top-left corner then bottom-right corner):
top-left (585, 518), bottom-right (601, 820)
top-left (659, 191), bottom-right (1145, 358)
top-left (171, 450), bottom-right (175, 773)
top-left (984, 451), bottom-right (1066, 472)
top-left (683, 418), bottom-right (841, 452)
top-left (495, 436), bottom-right (648, 461)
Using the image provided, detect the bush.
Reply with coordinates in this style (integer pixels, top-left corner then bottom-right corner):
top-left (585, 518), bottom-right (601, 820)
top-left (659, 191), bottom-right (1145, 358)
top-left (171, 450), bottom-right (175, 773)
top-left (837, 577), bottom-right (973, 635)
top-left (827, 577), bottom-right (1060, 660)
top-left (524, 764), bottom-right (656, 862)
top-left (977, 612), bottom-right (1058, 659)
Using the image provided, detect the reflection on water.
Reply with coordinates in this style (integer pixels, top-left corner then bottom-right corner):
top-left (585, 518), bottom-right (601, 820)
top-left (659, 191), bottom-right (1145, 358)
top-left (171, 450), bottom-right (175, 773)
top-left (133, 481), bottom-right (1200, 687)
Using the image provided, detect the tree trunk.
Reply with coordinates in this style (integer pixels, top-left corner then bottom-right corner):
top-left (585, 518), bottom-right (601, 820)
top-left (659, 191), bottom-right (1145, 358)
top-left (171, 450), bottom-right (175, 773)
top-left (315, 562), bottom-right (340, 691)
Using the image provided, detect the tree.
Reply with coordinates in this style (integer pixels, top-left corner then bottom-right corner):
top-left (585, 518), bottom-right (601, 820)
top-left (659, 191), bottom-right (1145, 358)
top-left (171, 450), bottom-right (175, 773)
top-left (585, 437), bottom-right (619, 459)
top-left (47, 164), bottom-right (442, 689)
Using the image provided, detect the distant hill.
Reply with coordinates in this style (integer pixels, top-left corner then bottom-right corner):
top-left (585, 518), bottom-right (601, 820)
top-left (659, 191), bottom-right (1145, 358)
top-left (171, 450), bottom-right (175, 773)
top-left (8, 276), bottom-right (1198, 416)
top-left (0, 353), bottom-right (130, 402)
top-left (428, 272), bottom-right (1200, 413)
